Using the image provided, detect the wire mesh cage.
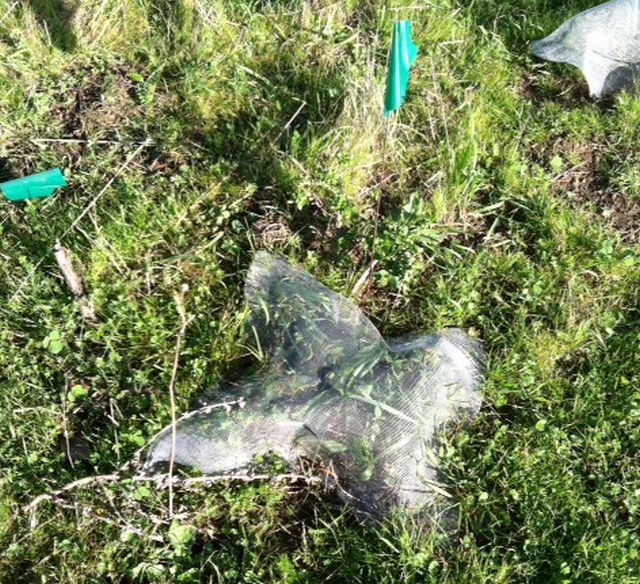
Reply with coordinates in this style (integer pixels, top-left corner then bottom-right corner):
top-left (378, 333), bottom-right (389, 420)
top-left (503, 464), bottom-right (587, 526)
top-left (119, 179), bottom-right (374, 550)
top-left (145, 252), bottom-right (486, 523)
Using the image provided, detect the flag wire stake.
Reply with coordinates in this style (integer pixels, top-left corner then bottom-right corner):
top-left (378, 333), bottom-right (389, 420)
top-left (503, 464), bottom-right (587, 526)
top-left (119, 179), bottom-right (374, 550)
top-left (9, 139), bottom-right (152, 302)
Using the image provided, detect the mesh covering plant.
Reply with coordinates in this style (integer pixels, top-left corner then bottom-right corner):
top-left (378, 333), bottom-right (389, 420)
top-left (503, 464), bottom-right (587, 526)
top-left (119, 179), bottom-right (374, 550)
top-left (145, 253), bottom-right (486, 523)
top-left (531, 0), bottom-right (640, 98)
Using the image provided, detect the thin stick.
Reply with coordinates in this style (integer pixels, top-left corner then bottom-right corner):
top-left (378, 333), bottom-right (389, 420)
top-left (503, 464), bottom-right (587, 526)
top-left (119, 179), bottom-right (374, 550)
top-left (54, 242), bottom-right (97, 321)
top-left (133, 473), bottom-right (322, 493)
top-left (389, 4), bottom-right (435, 10)
top-left (122, 399), bottom-right (246, 472)
top-left (168, 285), bottom-right (191, 517)
top-left (352, 259), bottom-right (379, 299)
top-left (62, 139), bottom-right (151, 236)
top-left (26, 474), bottom-right (120, 512)
top-left (31, 138), bottom-right (153, 146)
top-left (61, 380), bottom-right (75, 470)
top-left (0, 1), bottom-right (19, 27)
top-left (367, 116), bottom-right (391, 271)
top-left (50, 498), bottom-right (165, 542)
top-left (24, 472), bottom-right (322, 514)
top-left (53, 243), bottom-right (85, 296)
top-left (273, 101), bottom-right (307, 144)
top-left (367, 14), bottom-right (395, 273)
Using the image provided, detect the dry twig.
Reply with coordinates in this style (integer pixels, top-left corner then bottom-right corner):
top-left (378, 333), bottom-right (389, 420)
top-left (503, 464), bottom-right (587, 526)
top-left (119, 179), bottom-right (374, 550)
top-left (24, 471), bottom-right (322, 516)
top-left (61, 381), bottom-right (75, 470)
top-left (54, 242), bottom-right (97, 321)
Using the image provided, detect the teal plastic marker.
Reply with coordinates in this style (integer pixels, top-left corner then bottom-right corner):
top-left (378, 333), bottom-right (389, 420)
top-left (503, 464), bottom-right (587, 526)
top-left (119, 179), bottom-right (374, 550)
top-left (0, 168), bottom-right (67, 201)
top-left (384, 21), bottom-right (419, 116)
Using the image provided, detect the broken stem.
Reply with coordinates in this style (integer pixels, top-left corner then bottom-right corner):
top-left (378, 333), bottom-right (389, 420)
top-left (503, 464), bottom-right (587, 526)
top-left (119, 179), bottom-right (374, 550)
top-left (168, 285), bottom-right (192, 517)
top-left (53, 242), bottom-right (97, 321)
top-left (24, 471), bottom-right (321, 515)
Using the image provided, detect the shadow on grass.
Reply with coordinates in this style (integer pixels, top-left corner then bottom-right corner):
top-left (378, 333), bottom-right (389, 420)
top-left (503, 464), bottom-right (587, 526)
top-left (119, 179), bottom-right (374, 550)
top-left (171, 46), bottom-right (356, 261)
top-left (27, 0), bottom-right (77, 51)
top-left (0, 157), bottom-right (16, 183)
top-left (138, 0), bottom-right (190, 51)
top-left (452, 0), bottom-right (599, 53)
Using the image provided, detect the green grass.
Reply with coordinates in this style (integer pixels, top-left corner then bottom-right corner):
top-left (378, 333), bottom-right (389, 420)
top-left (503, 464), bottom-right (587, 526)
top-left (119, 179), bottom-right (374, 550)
top-left (1, 0), bottom-right (640, 582)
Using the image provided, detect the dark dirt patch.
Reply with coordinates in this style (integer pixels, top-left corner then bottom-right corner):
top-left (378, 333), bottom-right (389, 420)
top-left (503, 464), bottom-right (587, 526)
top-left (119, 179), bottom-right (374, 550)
top-left (454, 200), bottom-right (500, 251)
top-left (519, 72), bottom-right (593, 107)
top-left (519, 72), bottom-right (617, 112)
top-left (582, 191), bottom-right (640, 242)
top-left (1, 61), bottom-right (151, 179)
top-left (49, 64), bottom-right (140, 141)
top-left (551, 140), bottom-right (603, 198)
top-left (252, 213), bottom-right (294, 247)
top-left (0, 157), bottom-right (15, 183)
top-left (2, 62), bottom-right (131, 176)
top-left (143, 147), bottom-right (189, 177)
top-left (542, 139), bottom-right (640, 242)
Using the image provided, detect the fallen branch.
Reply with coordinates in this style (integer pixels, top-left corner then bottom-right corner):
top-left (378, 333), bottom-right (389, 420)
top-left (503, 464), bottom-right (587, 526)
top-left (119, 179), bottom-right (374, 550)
top-left (26, 474), bottom-right (120, 513)
top-left (24, 471), bottom-right (322, 515)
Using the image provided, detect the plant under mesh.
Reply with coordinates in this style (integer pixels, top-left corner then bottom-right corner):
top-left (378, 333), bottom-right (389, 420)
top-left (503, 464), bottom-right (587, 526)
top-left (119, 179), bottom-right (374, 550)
top-left (531, 0), bottom-right (640, 98)
top-left (144, 253), bottom-right (486, 522)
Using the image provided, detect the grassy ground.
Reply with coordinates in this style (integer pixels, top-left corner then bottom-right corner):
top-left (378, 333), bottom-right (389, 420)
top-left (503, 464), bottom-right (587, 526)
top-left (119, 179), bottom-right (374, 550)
top-left (1, 0), bottom-right (640, 582)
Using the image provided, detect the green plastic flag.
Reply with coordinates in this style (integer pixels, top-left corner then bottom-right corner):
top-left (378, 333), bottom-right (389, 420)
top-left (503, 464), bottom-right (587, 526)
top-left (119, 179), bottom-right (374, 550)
top-left (0, 168), bottom-right (67, 202)
top-left (384, 20), bottom-right (419, 116)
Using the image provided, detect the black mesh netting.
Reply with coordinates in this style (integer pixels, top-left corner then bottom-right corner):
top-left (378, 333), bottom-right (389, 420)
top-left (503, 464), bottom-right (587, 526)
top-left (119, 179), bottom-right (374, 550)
top-left (531, 0), bottom-right (640, 98)
top-left (144, 252), bottom-right (486, 522)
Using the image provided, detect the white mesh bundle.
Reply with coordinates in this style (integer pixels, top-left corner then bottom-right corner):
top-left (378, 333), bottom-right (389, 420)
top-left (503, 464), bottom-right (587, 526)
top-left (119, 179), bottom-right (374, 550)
top-left (531, 0), bottom-right (640, 97)
top-left (145, 253), bottom-right (485, 522)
